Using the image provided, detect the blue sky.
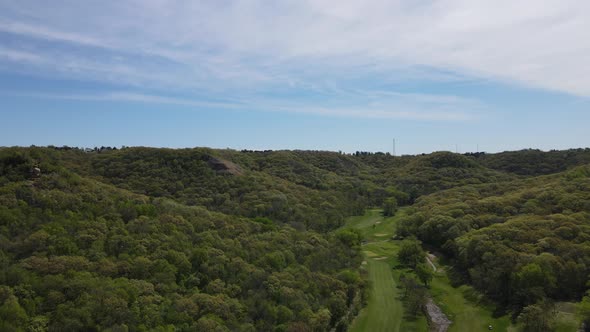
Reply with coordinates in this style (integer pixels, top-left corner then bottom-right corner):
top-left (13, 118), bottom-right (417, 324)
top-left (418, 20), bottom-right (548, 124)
top-left (1, 1), bottom-right (589, 154)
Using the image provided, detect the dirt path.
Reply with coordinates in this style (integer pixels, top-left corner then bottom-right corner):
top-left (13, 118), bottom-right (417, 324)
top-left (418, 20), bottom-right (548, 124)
top-left (423, 253), bottom-right (452, 331)
top-left (425, 298), bottom-right (452, 332)
top-left (426, 253), bottom-right (437, 272)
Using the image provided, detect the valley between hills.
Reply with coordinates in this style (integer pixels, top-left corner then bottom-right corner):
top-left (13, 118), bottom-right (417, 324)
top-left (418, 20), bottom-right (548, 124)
top-left (1, 146), bottom-right (590, 331)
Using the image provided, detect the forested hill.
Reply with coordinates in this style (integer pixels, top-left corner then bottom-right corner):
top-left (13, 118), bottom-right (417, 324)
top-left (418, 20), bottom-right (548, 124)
top-left (399, 164), bottom-right (590, 297)
top-left (1, 146), bottom-right (590, 331)
top-left (469, 148), bottom-right (590, 176)
top-left (0, 147), bottom-right (366, 331)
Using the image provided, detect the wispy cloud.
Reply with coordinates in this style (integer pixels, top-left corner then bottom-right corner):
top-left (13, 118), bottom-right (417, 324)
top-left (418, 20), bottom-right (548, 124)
top-left (3, 89), bottom-right (481, 121)
top-left (0, 20), bottom-right (109, 48)
top-left (1, 0), bottom-right (588, 121)
top-left (0, 47), bottom-right (43, 63)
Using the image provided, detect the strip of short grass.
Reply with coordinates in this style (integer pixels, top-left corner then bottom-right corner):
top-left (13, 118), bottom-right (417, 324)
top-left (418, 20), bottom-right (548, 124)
top-left (506, 302), bottom-right (581, 332)
top-left (425, 247), bottom-right (580, 331)
top-left (428, 273), bottom-right (512, 332)
top-left (348, 208), bottom-right (583, 331)
top-left (553, 302), bottom-right (582, 332)
top-left (346, 209), bottom-right (405, 241)
top-left (348, 210), bottom-right (428, 332)
top-left (554, 311), bottom-right (581, 332)
top-left (347, 208), bottom-right (517, 331)
top-left (349, 259), bottom-right (403, 332)
top-left (347, 210), bottom-right (422, 331)
top-left (345, 210), bottom-right (383, 234)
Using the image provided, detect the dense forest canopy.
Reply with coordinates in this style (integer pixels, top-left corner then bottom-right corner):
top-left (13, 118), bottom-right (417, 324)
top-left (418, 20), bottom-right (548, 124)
top-left (1, 146), bottom-right (590, 331)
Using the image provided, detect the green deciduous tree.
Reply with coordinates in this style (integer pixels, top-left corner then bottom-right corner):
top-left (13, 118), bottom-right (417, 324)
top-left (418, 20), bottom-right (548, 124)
top-left (383, 197), bottom-right (398, 217)
top-left (397, 238), bottom-right (425, 268)
top-left (415, 263), bottom-right (433, 287)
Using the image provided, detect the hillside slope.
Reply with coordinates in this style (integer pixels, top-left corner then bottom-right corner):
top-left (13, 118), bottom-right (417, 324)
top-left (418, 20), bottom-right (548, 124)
top-left (2, 146), bottom-right (590, 330)
top-left (0, 148), bottom-right (364, 331)
top-left (398, 164), bottom-right (590, 309)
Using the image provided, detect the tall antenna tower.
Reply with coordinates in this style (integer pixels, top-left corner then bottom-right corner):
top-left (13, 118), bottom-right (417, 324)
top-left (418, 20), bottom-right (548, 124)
top-left (393, 138), bottom-right (396, 157)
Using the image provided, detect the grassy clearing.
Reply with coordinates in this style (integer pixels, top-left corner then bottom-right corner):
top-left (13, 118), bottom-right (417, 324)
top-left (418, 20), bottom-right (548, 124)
top-left (505, 302), bottom-right (581, 332)
top-left (553, 302), bottom-right (582, 332)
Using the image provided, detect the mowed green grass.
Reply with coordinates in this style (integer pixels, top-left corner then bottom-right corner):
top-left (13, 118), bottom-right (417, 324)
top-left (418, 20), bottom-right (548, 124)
top-left (429, 274), bottom-right (512, 332)
top-left (348, 210), bottom-right (428, 332)
top-left (347, 209), bottom-right (512, 331)
top-left (349, 259), bottom-right (402, 332)
top-left (553, 302), bottom-right (583, 332)
top-left (346, 209), bottom-right (513, 332)
top-left (347, 208), bottom-right (583, 332)
top-left (425, 244), bottom-right (580, 331)
top-left (344, 210), bottom-right (383, 235)
top-left (506, 302), bottom-right (581, 332)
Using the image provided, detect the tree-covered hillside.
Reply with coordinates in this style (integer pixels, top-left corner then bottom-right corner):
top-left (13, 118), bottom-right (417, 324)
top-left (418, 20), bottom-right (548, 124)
top-left (382, 152), bottom-right (515, 202)
top-left (398, 164), bottom-right (590, 314)
top-left (469, 148), bottom-right (590, 176)
top-left (2, 146), bottom-right (590, 331)
top-left (0, 148), bottom-right (365, 331)
top-left (65, 147), bottom-right (381, 232)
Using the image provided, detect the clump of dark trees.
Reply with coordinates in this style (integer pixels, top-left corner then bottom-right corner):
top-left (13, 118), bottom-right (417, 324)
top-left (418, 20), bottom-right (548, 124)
top-left (396, 238), bottom-right (433, 318)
